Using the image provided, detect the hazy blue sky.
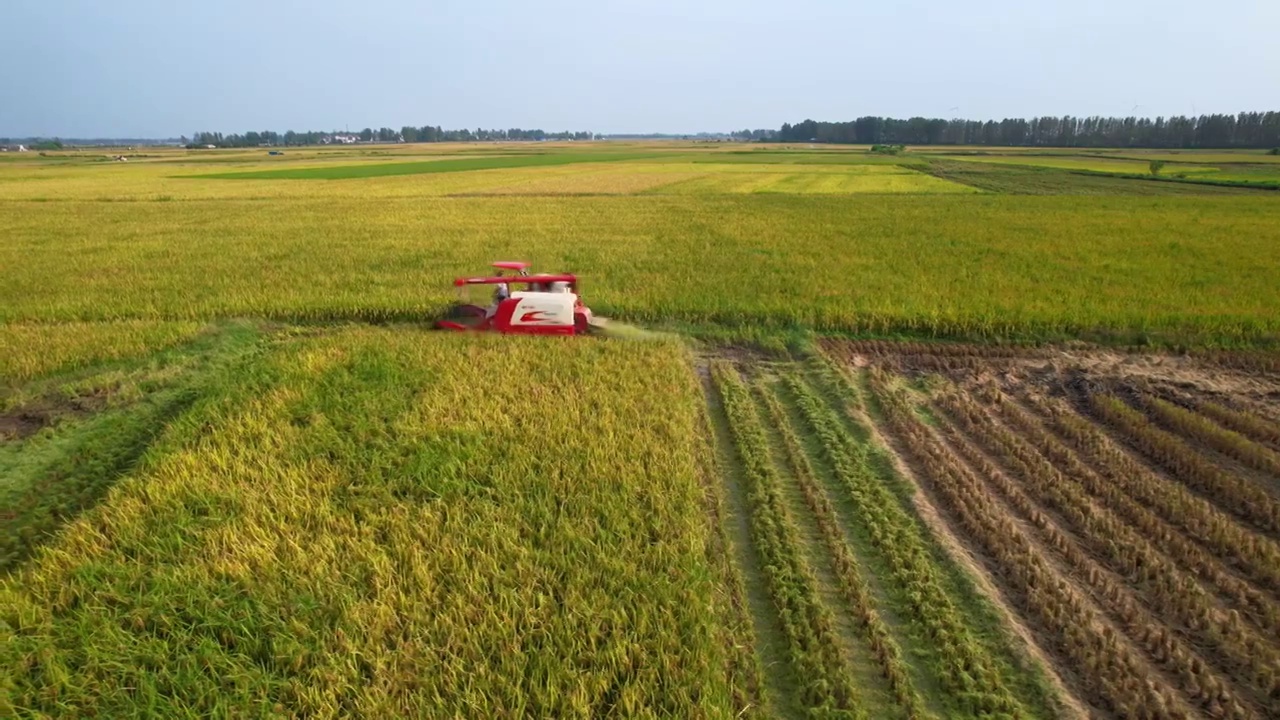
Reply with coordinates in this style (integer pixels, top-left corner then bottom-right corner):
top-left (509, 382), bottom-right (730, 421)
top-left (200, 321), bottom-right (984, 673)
top-left (3, 0), bottom-right (1277, 137)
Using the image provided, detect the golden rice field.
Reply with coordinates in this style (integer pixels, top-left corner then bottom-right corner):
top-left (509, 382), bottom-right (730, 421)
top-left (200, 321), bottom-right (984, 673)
top-left (4, 329), bottom-right (754, 717)
top-left (0, 320), bottom-right (205, 382)
top-left (3, 142), bottom-right (1279, 718)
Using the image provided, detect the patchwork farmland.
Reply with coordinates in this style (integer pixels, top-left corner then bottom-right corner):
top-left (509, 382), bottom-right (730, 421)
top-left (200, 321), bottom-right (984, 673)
top-left (3, 142), bottom-right (1279, 718)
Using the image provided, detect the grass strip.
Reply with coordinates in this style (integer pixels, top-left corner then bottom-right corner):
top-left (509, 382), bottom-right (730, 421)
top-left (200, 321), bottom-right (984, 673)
top-left (755, 379), bottom-right (926, 719)
top-left (710, 361), bottom-right (863, 717)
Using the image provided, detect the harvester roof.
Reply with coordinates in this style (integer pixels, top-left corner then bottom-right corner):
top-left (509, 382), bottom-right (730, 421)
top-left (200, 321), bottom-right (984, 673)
top-left (453, 273), bottom-right (577, 287)
top-left (491, 261), bottom-right (531, 271)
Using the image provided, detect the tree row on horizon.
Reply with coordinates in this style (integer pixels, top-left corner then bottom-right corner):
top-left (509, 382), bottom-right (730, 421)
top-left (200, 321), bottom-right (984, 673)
top-left (773, 111), bottom-right (1280, 148)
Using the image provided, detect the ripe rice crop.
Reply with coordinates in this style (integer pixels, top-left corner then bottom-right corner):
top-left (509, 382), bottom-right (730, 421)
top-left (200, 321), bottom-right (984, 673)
top-left (196, 152), bottom-right (661, 179)
top-left (0, 320), bottom-right (205, 381)
top-left (3, 329), bottom-right (751, 717)
top-left (2, 186), bottom-right (1277, 346)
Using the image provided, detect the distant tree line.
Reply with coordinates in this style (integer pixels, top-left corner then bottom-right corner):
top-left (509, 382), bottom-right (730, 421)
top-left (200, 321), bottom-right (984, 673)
top-left (608, 132), bottom-right (737, 140)
top-left (775, 112), bottom-right (1280, 148)
top-left (0, 138), bottom-right (64, 149)
top-left (186, 126), bottom-right (593, 148)
top-left (730, 129), bottom-right (778, 141)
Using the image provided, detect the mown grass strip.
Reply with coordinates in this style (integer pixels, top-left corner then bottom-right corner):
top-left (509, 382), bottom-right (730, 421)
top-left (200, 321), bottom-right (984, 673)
top-left (754, 378), bottom-right (926, 719)
top-left (783, 372), bottom-right (1023, 717)
top-left (193, 153), bottom-right (657, 179)
top-left (692, 387), bottom-right (768, 717)
top-left (918, 158), bottom-right (1265, 195)
top-left (775, 367), bottom-right (962, 717)
top-left (710, 361), bottom-right (863, 717)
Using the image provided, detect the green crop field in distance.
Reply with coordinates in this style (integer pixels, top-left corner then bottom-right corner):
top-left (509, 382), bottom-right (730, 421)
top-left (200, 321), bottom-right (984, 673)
top-left (194, 151), bottom-right (662, 179)
top-left (918, 158), bottom-right (1273, 196)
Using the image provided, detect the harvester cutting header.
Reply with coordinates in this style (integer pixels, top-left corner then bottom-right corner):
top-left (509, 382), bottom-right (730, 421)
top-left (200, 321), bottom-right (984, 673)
top-left (435, 261), bottom-right (597, 335)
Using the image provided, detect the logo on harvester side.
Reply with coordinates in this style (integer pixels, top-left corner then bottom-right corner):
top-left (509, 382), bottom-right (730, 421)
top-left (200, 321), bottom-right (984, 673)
top-left (519, 310), bottom-right (550, 323)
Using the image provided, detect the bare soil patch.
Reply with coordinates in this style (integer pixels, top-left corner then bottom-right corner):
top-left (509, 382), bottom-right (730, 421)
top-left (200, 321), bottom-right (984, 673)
top-left (0, 389), bottom-right (109, 441)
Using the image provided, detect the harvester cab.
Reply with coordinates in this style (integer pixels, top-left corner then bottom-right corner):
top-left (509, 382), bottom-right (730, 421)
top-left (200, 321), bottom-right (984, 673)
top-left (436, 261), bottom-right (595, 335)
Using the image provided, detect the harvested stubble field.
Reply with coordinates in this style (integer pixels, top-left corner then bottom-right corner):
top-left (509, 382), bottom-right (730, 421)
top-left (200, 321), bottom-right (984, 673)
top-left (3, 141), bottom-right (1280, 718)
top-left (802, 340), bottom-right (1280, 719)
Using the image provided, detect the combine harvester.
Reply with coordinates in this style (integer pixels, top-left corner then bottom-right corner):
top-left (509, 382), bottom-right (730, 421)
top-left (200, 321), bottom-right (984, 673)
top-left (436, 261), bottom-right (603, 335)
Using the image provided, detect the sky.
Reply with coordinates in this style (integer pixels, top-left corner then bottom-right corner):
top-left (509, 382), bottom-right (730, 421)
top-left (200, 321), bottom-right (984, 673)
top-left (3, 0), bottom-right (1277, 138)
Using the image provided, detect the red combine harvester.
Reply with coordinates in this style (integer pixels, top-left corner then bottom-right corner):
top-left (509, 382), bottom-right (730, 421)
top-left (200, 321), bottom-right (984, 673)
top-left (435, 261), bottom-right (596, 335)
